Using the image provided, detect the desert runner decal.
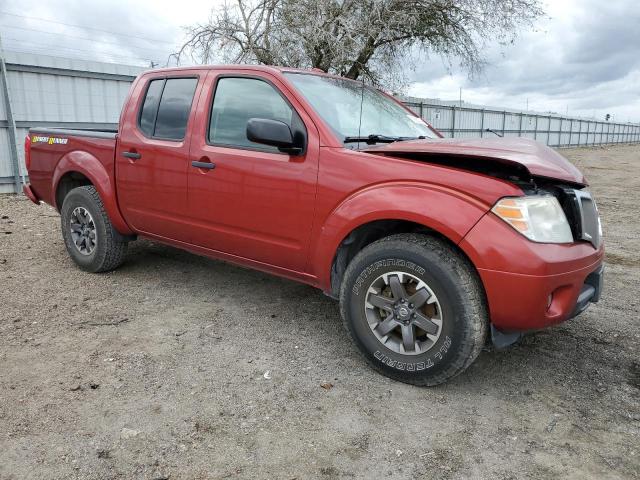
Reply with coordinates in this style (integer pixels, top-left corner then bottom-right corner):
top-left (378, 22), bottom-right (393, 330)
top-left (31, 135), bottom-right (68, 145)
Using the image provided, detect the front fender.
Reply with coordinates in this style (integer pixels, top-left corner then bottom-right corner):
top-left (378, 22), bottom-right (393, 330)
top-left (310, 182), bottom-right (490, 291)
top-left (52, 151), bottom-right (134, 235)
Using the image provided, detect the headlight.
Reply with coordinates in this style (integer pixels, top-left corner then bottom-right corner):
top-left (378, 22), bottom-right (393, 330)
top-left (491, 195), bottom-right (573, 243)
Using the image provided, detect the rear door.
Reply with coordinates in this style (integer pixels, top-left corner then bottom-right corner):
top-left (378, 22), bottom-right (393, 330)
top-left (186, 70), bottom-right (320, 272)
top-left (116, 72), bottom-right (204, 241)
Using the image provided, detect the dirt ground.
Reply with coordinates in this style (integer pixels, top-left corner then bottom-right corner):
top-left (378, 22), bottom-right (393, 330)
top-left (1, 144), bottom-right (639, 480)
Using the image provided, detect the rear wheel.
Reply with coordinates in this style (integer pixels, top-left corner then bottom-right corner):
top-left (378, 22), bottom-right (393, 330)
top-left (60, 186), bottom-right (128, 272)
top-left (339, 233), bottom-right (487, 386)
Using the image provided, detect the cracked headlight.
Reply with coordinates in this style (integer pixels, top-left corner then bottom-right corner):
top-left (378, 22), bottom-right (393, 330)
top-left (492, 195), bottom-right (573, 243)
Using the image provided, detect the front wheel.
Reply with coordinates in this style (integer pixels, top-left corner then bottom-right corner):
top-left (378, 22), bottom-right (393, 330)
top-left (60, 185), bottom-right (128, 273)
top-left (339, 233), bottom-right (488, 386)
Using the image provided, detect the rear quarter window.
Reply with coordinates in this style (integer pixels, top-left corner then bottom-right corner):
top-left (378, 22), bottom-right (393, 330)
top-left (139, 80), bottom-right (163, 137)
top-left (137, 77), bottom-right (198, 141)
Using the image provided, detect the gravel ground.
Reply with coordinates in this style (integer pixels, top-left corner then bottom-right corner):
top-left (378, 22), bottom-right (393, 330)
top-left (1, 144), bottom-right (639, 480)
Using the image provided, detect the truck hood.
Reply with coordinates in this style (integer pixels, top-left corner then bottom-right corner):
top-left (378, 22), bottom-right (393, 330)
top-left (363, 137), bottom-right (586, 185)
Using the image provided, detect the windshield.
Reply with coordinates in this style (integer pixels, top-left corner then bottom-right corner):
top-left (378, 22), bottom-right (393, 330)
top-left (285, 72), bottom-right (438, 146)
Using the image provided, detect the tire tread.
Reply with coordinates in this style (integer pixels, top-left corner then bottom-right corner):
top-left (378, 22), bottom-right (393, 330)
top-left (339, 233), bottom-right (488, 386)
top-left (61, 186), bottom-right (127, 272)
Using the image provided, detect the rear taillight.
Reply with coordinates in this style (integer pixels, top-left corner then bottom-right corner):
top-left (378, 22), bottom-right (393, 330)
top-left (24, 134), bottom-right (31, 171)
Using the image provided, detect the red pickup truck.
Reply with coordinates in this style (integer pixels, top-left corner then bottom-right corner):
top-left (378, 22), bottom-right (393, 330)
top-left (23, 65), bottom-right (604, 386)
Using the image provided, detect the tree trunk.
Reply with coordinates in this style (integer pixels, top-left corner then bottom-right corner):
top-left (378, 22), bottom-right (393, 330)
top-left (345, 35), bottom-right (377, 79)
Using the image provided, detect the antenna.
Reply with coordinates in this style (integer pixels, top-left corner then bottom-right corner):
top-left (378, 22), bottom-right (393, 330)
top-left (356, 78), bottom-right (365, 149)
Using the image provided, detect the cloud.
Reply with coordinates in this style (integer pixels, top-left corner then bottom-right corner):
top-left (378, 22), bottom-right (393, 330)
top-left (1, 0), bottom-right (637, 121)
top-left (408, 0), bottom-right (640, 121)
top-left (0, 0), bottom-right (223, 66)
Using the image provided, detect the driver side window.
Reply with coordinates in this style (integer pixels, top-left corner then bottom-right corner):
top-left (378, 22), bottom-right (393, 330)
top-left (209, 77), bottom-right (294, 152)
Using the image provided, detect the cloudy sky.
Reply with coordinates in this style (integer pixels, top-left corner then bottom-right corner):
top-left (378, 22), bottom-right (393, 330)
top-left (1, 0), bottom-right (638, 122)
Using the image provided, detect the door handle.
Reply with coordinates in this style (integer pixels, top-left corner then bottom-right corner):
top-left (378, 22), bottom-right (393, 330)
top-left (191, 160), bottom-right (216, 170)
top-left (122, 151), bottom-right (141, 160)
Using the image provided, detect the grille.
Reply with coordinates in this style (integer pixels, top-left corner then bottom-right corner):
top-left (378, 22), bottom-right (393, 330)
top-left (576, 191), bottom-right (601, 248)
top-left (559, 188), bottom-right (601, 248)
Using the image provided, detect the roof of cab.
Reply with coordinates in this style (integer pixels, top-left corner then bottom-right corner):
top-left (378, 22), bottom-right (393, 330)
top-left (138, 64), bottom-right (330, 77)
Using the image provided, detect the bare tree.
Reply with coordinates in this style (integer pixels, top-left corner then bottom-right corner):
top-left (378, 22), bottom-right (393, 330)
top-left (174, 0), bottom-right (543, 87)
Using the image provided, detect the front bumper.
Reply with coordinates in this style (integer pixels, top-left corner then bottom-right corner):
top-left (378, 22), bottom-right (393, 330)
top-left (460, 212), bottom-right (604, 331)
top-left (569, 265), bottom-right (604, 319)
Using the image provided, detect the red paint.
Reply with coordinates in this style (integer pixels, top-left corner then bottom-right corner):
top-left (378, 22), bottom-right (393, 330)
top-left (364, 136), bottom-right (586, 185)
top-left (23, 65), bottom-right (604, 332)
top-left (24, 135), bottom-right (32, 171)
top-left (22, 184), bottom-right (39, 204)
top-left (459, 212), bottom-right (603, 330)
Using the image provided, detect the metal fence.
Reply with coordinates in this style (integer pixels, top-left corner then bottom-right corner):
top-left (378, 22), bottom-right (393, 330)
top-left (1, 52), bottom-right (639, 194)
top-left (403, 100), bottom-right (640, 147)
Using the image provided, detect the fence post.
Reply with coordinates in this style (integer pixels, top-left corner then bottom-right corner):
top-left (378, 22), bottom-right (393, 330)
top-left (568, 119), bottom-right (573, 146)
top-left (0, 42), bottom-right (22, 193)
top-left (480, 109), bottom-right (485, 138)
top-left (578, 120), bottom-right (583, 146)
top-left (599, 122), bottom-right (602, 145)
top-left (502, 111), bottom-right (506, 137)
top-left (534, 115), bottom-right (538, 141)
top-left (451, 106), bottom-right (456, 138)
top-left (518, 113), bottom-right (523, 138)
top-left (558, 117), bottom-right (563, 147)
top-left (612, 122), bottom-right (615, 144)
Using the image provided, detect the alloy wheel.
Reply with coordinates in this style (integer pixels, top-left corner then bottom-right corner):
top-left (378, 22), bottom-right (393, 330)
top-left (364, 271), bottom-right (443, 355)
top-left (69, 207), bottom-right (97, 255)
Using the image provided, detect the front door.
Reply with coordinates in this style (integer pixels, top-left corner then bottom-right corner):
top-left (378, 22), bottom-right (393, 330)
top-left (187, 71), bottom-right (319, 272)
top-left (116, 73), bottom-right (204, 242)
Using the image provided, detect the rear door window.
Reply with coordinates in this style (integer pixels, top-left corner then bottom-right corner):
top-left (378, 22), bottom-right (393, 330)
top-left (138, 77), bottom-right (198, 141)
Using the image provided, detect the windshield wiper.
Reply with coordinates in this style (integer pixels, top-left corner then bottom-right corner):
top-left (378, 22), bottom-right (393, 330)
top-left (344, 134), bottom-right (426, 145)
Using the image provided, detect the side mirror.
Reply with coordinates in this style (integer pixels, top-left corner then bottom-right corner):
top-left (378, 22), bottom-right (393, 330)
top-left (246, 118), bottom-right (302, 154)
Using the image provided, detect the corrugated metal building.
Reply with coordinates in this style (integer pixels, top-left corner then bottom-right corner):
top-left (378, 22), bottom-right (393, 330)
top-left (0, 51), bottom-right (143, 193)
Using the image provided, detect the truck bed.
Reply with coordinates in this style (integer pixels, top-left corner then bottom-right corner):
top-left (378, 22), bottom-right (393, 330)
top-left (27, 127), bottom-right (118, 209)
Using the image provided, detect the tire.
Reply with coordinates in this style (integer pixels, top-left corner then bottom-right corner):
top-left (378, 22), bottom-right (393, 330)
top-left (339, 233), bottom-right (487, 386)
top-left (60, 185), bottom-right (128, 273)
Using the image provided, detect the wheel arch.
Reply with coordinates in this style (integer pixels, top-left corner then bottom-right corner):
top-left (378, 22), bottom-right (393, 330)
top-left (311, 182), bottom-right (490, 296)
top-left (52, 151), bottom-right (134, 235)
top-left (328, 218), bottom-right (486, 299)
